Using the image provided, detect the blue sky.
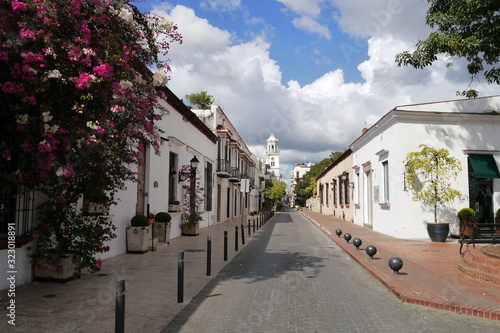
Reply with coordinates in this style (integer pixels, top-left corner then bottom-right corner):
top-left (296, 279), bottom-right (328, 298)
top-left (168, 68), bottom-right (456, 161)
top-left (137, 0), bottom-right (368, 86)
top-left (134, 0), bottom-right (499, 181)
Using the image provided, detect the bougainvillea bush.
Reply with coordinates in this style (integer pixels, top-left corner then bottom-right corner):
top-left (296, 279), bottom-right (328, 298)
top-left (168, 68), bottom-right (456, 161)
top-left (0, 0), bottom-right (181, 272)
top-left (179, 165), bottom-right (206, 227)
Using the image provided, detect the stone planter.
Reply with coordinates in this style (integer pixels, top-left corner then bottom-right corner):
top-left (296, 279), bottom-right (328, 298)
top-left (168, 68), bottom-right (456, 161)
top-left (154, 222), bottom-right (171, 244)
top-left (181, 224), bottom-right (199, 236)
top-left (34, 252), bottom-right (81, 282)
top-left (168, 204), bottom-right (180, 212)
top-left (82, 201), bottom-right (109, 215)
top-left (126, 226), bottom-right (150, 253)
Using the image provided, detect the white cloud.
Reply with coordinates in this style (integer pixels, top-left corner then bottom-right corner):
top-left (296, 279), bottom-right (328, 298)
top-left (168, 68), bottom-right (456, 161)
top-left (292, 16), bottom-right (331, 40)
top-left (154, 4), bottom-right (498, 181)
top-left (277, 0), bottom-right (324, 17)
top-left (200, 0), bottom-right (242, 12)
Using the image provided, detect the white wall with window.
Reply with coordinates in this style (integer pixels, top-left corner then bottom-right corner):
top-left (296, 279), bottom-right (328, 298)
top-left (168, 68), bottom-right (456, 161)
top-left (351, 95), bottom-right (500, 239)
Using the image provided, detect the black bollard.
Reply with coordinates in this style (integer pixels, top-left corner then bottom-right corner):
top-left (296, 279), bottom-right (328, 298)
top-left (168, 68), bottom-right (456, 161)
top-left (365, 245), bottom-right (377, 259)
top-left (241, 223), bottom-right (245, 245)
top-left (344, 233), bottom-right (352, 243)
top-left (388, 257), bottom-right (403, 276)
top-left (177, 251), bottom-right (184, 303)
top-left (224, 231), bottom-right (228, 261)
top-left (115, 279), bottom-right (125, 333)
top-left (235, 226), bottom-right (239, 251)
top-left (335, 229), bottom-right (342, 238)
top-left (353, 238), bottom-right (362, 250)
top-left (253, 218), bottom-right (256, 233)
top-left (248, 219), bottom-right (251, 236)
top-left (207, 237), bottom-right (211, 276)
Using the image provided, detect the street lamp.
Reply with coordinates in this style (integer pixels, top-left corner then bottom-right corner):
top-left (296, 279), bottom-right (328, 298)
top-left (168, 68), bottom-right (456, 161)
top-left (178, 156), bottom-right (200, 182)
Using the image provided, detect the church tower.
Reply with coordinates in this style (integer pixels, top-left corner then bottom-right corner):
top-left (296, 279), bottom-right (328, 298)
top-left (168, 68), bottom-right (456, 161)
top-left (265, 134), bottom-right (281, 179)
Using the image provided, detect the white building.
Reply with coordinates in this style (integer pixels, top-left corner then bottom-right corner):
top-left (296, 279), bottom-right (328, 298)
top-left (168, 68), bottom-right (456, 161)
top-left (289, 162), bottom-right (314, 207)
top-left (265, 134), bottom-right (281, 180)
top-left (350, 95), bottom-right (500, 239)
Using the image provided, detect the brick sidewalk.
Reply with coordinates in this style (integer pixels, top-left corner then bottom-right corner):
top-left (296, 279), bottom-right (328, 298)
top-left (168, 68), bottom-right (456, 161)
top-left (300, 209), bottom-right (500, 321)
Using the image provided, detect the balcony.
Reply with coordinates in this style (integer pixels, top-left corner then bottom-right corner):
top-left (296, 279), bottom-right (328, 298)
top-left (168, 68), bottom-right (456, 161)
top-left (229, 167), bottom-right (240, 182)
top-left (216, 159), bottom-right (231, 178)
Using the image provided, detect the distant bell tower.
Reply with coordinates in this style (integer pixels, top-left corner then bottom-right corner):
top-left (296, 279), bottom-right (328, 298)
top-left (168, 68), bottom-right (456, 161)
top-left (265, 134), bottom-right (281, 179)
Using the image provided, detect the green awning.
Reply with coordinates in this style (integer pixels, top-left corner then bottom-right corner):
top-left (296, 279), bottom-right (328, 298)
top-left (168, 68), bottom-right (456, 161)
top-left (468, 154), bottom-right (500, 178)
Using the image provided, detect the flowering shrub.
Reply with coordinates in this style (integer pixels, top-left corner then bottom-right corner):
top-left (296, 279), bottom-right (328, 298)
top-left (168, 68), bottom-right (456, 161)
top-left (180, 165), bottom-right (206, 227)
top-left (0, 0), bottom-right (181, 272)
top-left (31, 201), bottom-right (117, 273)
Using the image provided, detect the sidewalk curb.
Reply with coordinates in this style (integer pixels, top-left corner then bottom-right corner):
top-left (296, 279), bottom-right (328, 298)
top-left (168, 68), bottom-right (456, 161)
top-left (301, 212), bottom-right (500, 321)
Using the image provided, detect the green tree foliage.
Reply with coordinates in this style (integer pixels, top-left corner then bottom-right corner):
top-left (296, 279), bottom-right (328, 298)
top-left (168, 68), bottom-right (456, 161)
top-left (264, 180), bottom-right (287, 201)
top-left (404, 144), bottom-right (464, 223)
top-left (185, 91), bottom-right (214, 109)
top-left (395, 0), bottom-right (500, 98)
top-left (293, 157), bottom-right (333, 198)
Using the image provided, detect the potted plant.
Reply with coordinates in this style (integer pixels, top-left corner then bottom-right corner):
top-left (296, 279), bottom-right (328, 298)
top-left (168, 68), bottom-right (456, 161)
top-left (168, 200), bottom-right (181, 212)
top-left (126, 214), bottom-right (150, 253)
top-left (457, 208), bottom-right (477, 237)
top-left (31, 201), bottom-right (116, 282)
top-left (181, 211), bottom-right (203, 236)
top-left (404, 144), bottom-right (465, 242)
top-left (154, 212), bottom-right (172, 243)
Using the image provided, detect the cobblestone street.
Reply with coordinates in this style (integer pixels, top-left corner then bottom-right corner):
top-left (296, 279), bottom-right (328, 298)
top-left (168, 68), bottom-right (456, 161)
top-left (163, 208), bottom-right (500, 333)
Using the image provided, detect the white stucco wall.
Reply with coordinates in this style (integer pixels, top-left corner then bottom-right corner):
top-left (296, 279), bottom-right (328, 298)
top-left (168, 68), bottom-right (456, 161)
top-left (352, 108), bottom-right (500, 239)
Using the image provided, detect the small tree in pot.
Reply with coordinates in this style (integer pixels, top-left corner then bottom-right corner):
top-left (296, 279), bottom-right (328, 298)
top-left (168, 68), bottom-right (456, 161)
top-left (404, 144), bottom-right (465, 242)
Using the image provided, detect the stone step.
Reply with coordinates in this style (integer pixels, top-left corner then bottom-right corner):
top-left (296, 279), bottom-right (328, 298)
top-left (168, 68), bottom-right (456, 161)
top-left (457, 247), bottom-right (500, 286)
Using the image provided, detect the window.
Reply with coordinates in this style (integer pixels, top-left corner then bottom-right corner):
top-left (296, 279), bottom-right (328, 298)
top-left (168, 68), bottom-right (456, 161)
top-left (325, 183), bottom-right (329, 205)
top-left (205, 162), bottom-right (213, 212)
top-left (344, 173), bottom-right (350, 205)
top-left (382, 161), bottom-right (389, 203)
top-left (339, 177), bottom-right (344, 205)
top-left (333, 179), bottom-right (337, 204)
top-left (0, 185), bottom-right (35, 242)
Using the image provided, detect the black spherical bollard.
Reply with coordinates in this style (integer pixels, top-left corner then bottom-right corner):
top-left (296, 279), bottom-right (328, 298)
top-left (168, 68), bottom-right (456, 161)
top-left (365, 245), bottom-right (377, 259)
top-left (343, 233), bottom-right (352, 243)
top-left (353, 238), bottom-right (362, 250)
top-left (388, 257), bottom-right (403, 276)
top-left (335, 229), bottom-right (342, 238)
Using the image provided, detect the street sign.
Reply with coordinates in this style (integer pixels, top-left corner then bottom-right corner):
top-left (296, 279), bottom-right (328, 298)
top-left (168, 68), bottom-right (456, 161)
top-left (240, 179), bottom-right (250, 193)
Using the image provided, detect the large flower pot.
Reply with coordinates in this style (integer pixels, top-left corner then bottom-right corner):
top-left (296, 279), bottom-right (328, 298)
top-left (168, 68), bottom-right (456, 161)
top-left (168, 204), bottom-right (180, 212)
top-left (181, 224), bottom-right (199, 236)
top-left (459, 217), bottom-right (477, 237)
top-left (427, 223), bottom-right (449, 242)
top-left (126, 226), bottom-right (150, 253)
top-left (154, 222), bottom-right (171, 244)
top-left (34, 252), bottom-right (81, 282)
top-left (82, 201), bottom-right (109, 215)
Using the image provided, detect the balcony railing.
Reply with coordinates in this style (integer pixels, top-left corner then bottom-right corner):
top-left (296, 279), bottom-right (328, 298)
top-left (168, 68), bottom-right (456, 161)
top-left (216, 159), bottom-right (231, 178)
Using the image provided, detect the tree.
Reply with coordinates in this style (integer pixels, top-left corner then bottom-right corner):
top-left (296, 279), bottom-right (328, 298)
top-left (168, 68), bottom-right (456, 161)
top-left (264, 180), bottom-right (287, 202)
top-left (404, 144), bottom-right (464, 223)
top-left (185, 91), bottom-right (214, 109)
top-left (293, 157), bottom-right (332, 198)
top-left (395, 0), bottom-right (500, 98)
top-left (0, 0), bottom-right (181, 272)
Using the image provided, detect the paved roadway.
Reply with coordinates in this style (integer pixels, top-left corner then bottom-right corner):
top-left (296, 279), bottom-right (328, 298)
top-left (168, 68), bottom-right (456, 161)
top-left (162, 208), bottom-right (500, 333)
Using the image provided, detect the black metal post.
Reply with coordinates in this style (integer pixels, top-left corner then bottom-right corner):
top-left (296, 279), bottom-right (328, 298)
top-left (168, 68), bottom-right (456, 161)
top-left (241, 223), bottom-right (245, 245)
top-left (235, 226), bottom-right (239, 251)
top-left (115, 279), bottom-right (125, 333)
top-left (224, 231), bottom-right (228, 261)
top-left (248, 219), bottom-right (251, 236)
top-left (253, 218), bottom-right (256, 233)
top-left (177, 251), bottom-right (184, 303)
top-left (207, 237), bottom-right (211, 276)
